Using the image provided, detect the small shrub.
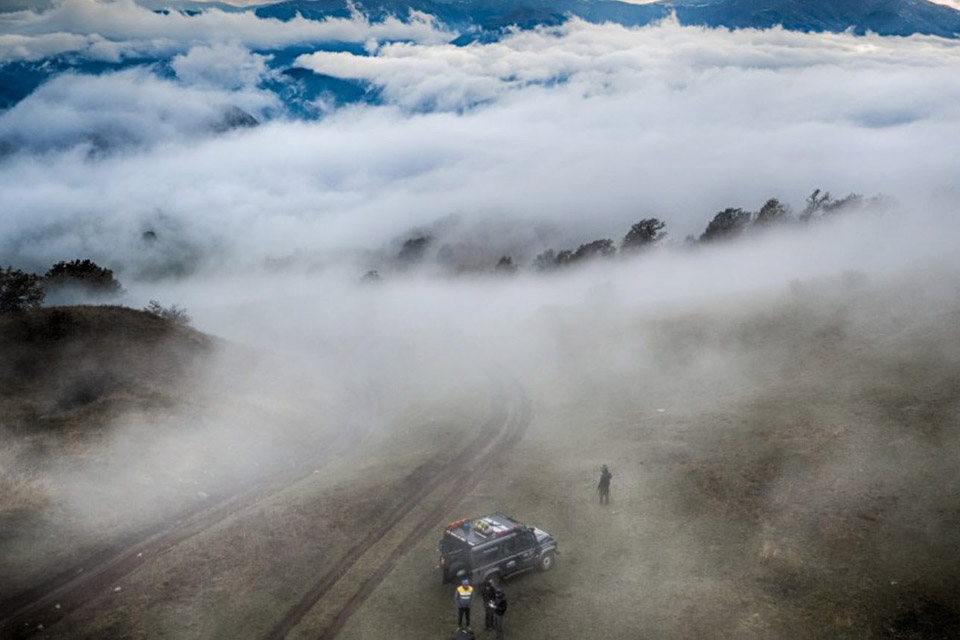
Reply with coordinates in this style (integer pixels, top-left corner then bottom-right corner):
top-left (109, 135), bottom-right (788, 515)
top-left (494, 256), bottom-right (517, 273)
top-left (144, 300), bottom-right (190, 326)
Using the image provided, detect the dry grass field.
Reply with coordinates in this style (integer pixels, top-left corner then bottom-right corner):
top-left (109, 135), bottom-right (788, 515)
top-left (2, 271), bottom-right (959, 639)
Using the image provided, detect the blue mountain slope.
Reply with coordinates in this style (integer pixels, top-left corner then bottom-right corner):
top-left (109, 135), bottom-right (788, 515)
top-left (255, 0), bottom-right (960, 38)
top-left (255, 0), bottom-right (670, 32)
top-left (673, 0), bottom-right (960, 37)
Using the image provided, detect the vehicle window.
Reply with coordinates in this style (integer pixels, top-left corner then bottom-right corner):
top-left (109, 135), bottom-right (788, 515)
top-left (442, 535), bottom-right (467, 555)
top-left (474, 545), bottom-right (500, 564)
top-left (520, 531), bottom-right (537, 549)
top-left (501, 535), bottom-right (518, 555)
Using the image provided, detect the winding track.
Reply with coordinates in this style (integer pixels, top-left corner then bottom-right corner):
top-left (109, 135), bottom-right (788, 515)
top-left (0, 379), bottom-right (530, 640)
top-left (265, 379), bottom-right (530, 640)
top-left (0, 388), bottom-right (381, 640)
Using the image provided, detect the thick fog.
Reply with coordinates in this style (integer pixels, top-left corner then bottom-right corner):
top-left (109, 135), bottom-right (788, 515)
top-left (1, 3), bottom-right (958, 420)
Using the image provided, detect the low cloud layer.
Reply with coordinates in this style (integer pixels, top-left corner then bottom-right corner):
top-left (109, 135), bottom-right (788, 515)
top-left (2, 19), bottom-right (959, 285)
top-left (0, 0), bottom-right (451, 62)
top-left (297, 18), bottom-right (960, 114)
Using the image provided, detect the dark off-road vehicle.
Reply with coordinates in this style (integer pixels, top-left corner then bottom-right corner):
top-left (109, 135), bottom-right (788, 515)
top-left (438, 513), bottom-right (558, 584)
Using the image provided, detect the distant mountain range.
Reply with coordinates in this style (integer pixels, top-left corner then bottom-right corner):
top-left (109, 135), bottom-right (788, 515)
top-left (671, 0), bottom-right (960, 38)
top-left (253, 0), bottom-right (960, 39)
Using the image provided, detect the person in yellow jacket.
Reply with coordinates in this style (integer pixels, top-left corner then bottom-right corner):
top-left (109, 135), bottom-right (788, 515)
top-left (455, 578), bottom-right (475, 629)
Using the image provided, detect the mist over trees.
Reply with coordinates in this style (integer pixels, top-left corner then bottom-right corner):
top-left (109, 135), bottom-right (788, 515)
top-left (2, 188), bottom-right (881, 298)
top-left (700, 207), bottom-right (752, 242)
top-left (397, 235), bottom-right (432, 267)
top-left (0, 266), bottom-right (44, 314)
top-left (367, 188), bottom-right (881, 279)
top-left (1, 259), bottom-right (191, 326)
top-left (621, 218), bottom-right (667, 252)
top-left (755, 198), bottom-right (791, 226)
top-left (533, 238), bottom-right (617, 271)
top-left (3, 259), bottom-right (124, 314)
top-left (43, 259), bottom-right (124, 299)
top-left (800, 189), bottom-right (865, 221)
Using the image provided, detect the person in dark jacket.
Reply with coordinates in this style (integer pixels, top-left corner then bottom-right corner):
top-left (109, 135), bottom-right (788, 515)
top-left (598, 464), bottom-right (613, 505)
top-left (482, 577), bottom-right (497, 630)
top-left (490, 587), bottom-right (507, 639)
top-left (455, 578), bottom-right (474, 628)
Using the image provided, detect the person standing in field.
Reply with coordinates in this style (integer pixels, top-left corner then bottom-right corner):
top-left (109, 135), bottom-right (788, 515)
top-left (455, 578), bottom-right (475, 629)
top-left (482, 577), bottom-right (497, 631)
top-left (490, 586), bottom-right (507, 639)
top-left (598, 464), bottom-right (613, 505)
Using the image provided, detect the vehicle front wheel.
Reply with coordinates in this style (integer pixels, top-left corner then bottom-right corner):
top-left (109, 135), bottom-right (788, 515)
top-left (539, 552), bottom-right (556, 572)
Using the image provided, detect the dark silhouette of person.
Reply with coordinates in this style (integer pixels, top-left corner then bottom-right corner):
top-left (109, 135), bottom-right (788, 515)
top-left (482, 577), bottom-right (497, 630)
top-left (598, 464), bottom-right (613, 505)
top-left (455, 578), bottom-right (474, 628)
top-left (490, 586), bottom-right (507, 639)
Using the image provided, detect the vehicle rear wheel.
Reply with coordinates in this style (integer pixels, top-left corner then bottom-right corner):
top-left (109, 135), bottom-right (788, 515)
top-left (539, 552), bottom-right (556, 572)
top-left (485, 571), bottom-right (502, 586)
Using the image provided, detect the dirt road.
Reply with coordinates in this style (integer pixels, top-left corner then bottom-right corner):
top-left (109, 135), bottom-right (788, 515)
top-left (1, 376), bottom-right (529, 640)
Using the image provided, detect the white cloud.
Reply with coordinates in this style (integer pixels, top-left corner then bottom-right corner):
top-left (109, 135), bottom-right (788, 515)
top-left (0, 0), bottom-right (453, 62)
top-left (0, 67), bottom-right (277, 150)
top-left (0, 21), bottom-right (958, 286)
top-left (296, 18), bottom-right (960, 113)
top-left (171, 42), bottom-right (272, 89)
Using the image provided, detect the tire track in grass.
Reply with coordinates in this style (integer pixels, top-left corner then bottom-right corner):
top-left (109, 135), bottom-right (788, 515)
top-left (0, 380), bottom-right (528, 640)
top-left (266, 381), bottom-right (531, 640)
top-left (0, 389), bottom-right (383, 640)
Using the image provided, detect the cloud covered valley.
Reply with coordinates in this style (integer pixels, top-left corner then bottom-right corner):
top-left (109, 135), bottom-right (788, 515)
top-left (1, 9), bottom-right (959, 297)
top-left (3, 3), bottom-right (960, 638)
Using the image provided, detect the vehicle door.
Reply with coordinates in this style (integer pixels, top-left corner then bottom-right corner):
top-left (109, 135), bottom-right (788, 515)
top-left (498, 534), bottom-right (521, 577)
top-left (501, 532), bottom-right (537, 576)
top-left (514, 529), bottom-right (539, 571)
top-left (471, 542), bottom-right (502, 581)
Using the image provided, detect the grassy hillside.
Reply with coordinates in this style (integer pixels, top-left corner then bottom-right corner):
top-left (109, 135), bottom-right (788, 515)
top-left (0, 306), bottom-right (212, 516)
top-left (0, 306), bottom-right (211, 430)
top-left (0, 305), bottom-right (350, 598)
